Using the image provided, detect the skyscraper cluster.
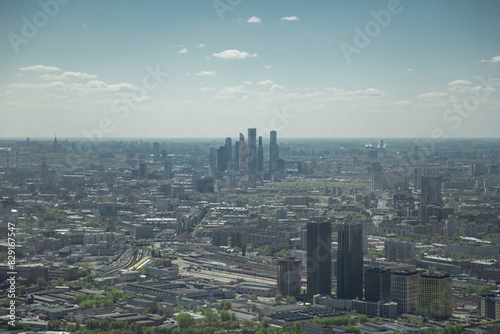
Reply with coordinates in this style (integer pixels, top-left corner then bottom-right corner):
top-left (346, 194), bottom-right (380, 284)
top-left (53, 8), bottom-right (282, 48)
top-left (211, 129), bottom-right (279, 173)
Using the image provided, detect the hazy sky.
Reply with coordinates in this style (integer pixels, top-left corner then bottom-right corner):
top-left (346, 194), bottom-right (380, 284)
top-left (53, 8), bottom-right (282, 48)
top-left (1, 0), bottom-right (499, 139)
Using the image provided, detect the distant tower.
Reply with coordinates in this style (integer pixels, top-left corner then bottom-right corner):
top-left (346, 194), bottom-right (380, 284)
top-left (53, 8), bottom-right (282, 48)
top-left (225, 137), bottom-right (232, 169)
top-left (239, 134), bottom-right (248, 170)
top-left (278, 257), bottom-right (301, 297)
top-left (270, 130), bottom-right (279, 172)
top-left (307, 220), bottom-right (332, 301)
top-left (41, 157), bottom-right (49, 182)
top-left (234, 141), bottom-right (240, 170)
top-left (421, 176), bottom-right (442, 205)
top-left (248, 128), bottom-right (257, 172)
top-left (371, 162), bottom-right (382, 190)
top-left (217, 145), bottom-right (229, 172)
top-left (337, 222), bottom-right (363, 300)
top-left (257, 136), bottom-right (264, 172)
top-left (53, 135), bottom-right (60, 153)
top-left (209, 147), bottom-right (217, 173)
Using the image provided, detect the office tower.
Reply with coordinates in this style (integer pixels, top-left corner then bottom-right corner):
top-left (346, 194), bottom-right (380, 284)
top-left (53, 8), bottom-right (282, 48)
top-left (391, 270), bottom-right (419, 315)
top-left (225, 137), bottom-right (232, 168)
top-left (384, 238), bottom-right (416, 263)
top-left (41, 157), bottom-right (48, 182)
top-left (217, 145), bottom-right (229, 172)
top-left (478, 294), bottom-right (500, 320)
top-left (413, 168), bottom-right (422, 190)
top-left (209, 147), bottom-right (217, 173)
top-left (165, 161), bottom-right (172, 179)
top-left (234, 142), bottom-right (239, 170)
top-left (270, 130), bottom-right (279, 172)
top-left (278, 257), bottom-right (301, 297)
top-left (153, 142), bottom-right (160, 157)
top-left (421, 176), bottom-right (442, 205)
top-left (307, 221), bottom-right (332, 300)
top-left (248, 128), bottom-right (257, 171)
top-left (239, 133), bottom-right (248, 170)
top-left (257, 136), bottom-right (264, 172)
top-left (337, 223), bottom-right (363, 300)
top-left (418, 273), bottom-right (452, 319)
top-left (365, 267), bottom-right (391, 302)
top-left (371, 162), bottom-right (382, 190)
top-left (139, 162), bottom-right (147, 178)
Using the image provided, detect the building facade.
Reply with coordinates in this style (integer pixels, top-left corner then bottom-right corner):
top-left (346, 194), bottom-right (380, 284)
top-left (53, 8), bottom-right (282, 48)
top-left (365, 267), bottom-right (391, 302)
top-left (278, 257), bottom-right (301, 297)
top-left (337, 223), bottom-right (363, 300)
top-left (307, 220), bottom-right (332, 300)
top-left (418, 273), bottom-right (452, 319)
top-left (391, 270), bottom-right (419, 315)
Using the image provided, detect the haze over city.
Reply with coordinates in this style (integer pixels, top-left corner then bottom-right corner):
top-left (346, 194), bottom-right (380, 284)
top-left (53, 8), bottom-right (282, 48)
top-left (1, 0), bottom-right (500, 139)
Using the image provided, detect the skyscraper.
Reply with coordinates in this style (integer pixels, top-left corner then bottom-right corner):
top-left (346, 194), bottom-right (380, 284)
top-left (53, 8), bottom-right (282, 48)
top-left (270, 130), bottom-right (279, 172)
top-left (307, 220), bottom-right (332, 300)
top-left (418, 272), bottom-right (452, 319)
top-left (421, 176), bottom-right (442, 205)
top-left (217, 145), bottom-right (229, 172)
top-left (337, 223), bottom-right (363, 300)
top-left (278, 257), bottom-right (301, 298)
top-left (391, 270), bottom-right (419, 315)
top-left (257, 136), bottom-right (264, 172)
top-left (371, 162), bottom-right (382, 190)
top-left (239, 133), bottom-right (248, 170)
top-left (364, 267), bottom-right (391, 302)
top-left (234, 141), bottom-right (239, 170)
top-left (248, 128), bottom-right (257, 172)
top-left (225, 137), bottom-right (232, 169)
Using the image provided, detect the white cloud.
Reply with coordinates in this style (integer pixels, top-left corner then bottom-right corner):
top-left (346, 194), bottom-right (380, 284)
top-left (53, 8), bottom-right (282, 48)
top-left (404, 67), bottom-right (415, 72)
top-left (193, 43), bottom-right (205, 48)
top-left (19, 65), bottom-right (61, 72)
top-left (219, 85), bottom-right (245, 94)
top-left (481, 56), bottom-right (500, 63)
top-left (107, 83), bottom-right (137, 92)
top-left (63, 71), bottom-right (98, 79)
top-left (212, 49), bottom-right (258, 59)
top-left (418, 91), bottom-right (448, 99)
top-left (247, 16), bottom-right (262, 23)
top-left (448, 80), bottom-right (471, 86)
top-left (242, 81), bottom-right (253, 85)
top-left (257, 80), bottom-right (275, 85)
top-left (195, 70), bottom-right (216, 76)
top-left (395, 100), bottom-right (414, 106)
top-left (200, 86), bottom-right (216, 92)
top-left (178, 48), bottom-right (188, 54)
top-left (265, 65), bottom-right (272, 69)
top-left (280, 16), bottom-right (299, 21)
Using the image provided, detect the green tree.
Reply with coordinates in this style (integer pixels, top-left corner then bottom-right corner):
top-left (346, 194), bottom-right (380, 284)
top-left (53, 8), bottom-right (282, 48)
top-left (250, 303), bottom-right (257, 312)
top-left (220, 310), bottom-right (231, 321)
top-left (37, 277), bottom-right (46, 289)
top-left (220, 299), bottom-right (232, 310)
top-left (274, 293), bottom-right (283, 304)
top-left (358, 315), bottom-right (368, 323)
top-left (176, 313), bottom-right (195, 329)
top-left (19, 285), bottom-right (26, 296)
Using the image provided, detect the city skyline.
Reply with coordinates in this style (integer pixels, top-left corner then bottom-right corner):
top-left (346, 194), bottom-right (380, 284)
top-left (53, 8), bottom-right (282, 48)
top-left (1, 1), bottom-right (500, 139)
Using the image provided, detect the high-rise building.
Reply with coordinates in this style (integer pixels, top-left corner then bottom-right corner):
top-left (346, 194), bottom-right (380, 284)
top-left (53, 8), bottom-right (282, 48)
top-left (234, 142), bottom-right (239, 170)
top-left (278, 257), bottom-right (301, 297)
top-left (421, 176), bottom-right (442, 205)
top-left (239, 133), bottom-right (248, 170)
top-left (371, 162), bottom-right (383, 190)
top-left (270, 130), bottom-right (279, 172)
top-left (257, 136), bottom-right (264, 172)
top-left (478, 294), bottom-right (500, 320)
top-left (365, 267), bottom-right (391, 302)
top-left (418, 272), bottom-right (452, 319)
top-left (337, 223), bottom-right (363, 300)
top-left (225, 137), bottom-right (232, 168)
top-left (248, 128), bottom-right (257, 172)
top-left (209, 147), bottom-right (217, 173)
top-left (307, 221), bottom-right (332, 300)
top-left (217, 145), bottom-right (229, 172)
top-left (391, 270), bottom-right (419, 315)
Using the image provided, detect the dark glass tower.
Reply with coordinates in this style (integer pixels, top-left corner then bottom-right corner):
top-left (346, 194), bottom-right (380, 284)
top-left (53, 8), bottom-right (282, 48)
top-left (270, 130), bottom-right (279, 172)
top-left (257, 136), bottom-right (264, 172)
top-left (364, 267), bottom-right (391, 302)
top-left (306, 220), bottom-right (332, 301)
top-left (248, 128), bottom-right (257, 172)
top-left (337, 223), bottom-right (363, 300)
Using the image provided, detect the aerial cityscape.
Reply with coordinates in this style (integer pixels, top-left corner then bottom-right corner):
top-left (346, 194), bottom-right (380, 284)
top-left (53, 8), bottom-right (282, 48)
top-left (1, 1), bottom-right (500, 334)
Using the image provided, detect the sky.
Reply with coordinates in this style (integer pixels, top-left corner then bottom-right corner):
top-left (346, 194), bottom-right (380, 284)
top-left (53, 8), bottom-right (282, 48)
top-left (1, 0), bottom-right (499, 139)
